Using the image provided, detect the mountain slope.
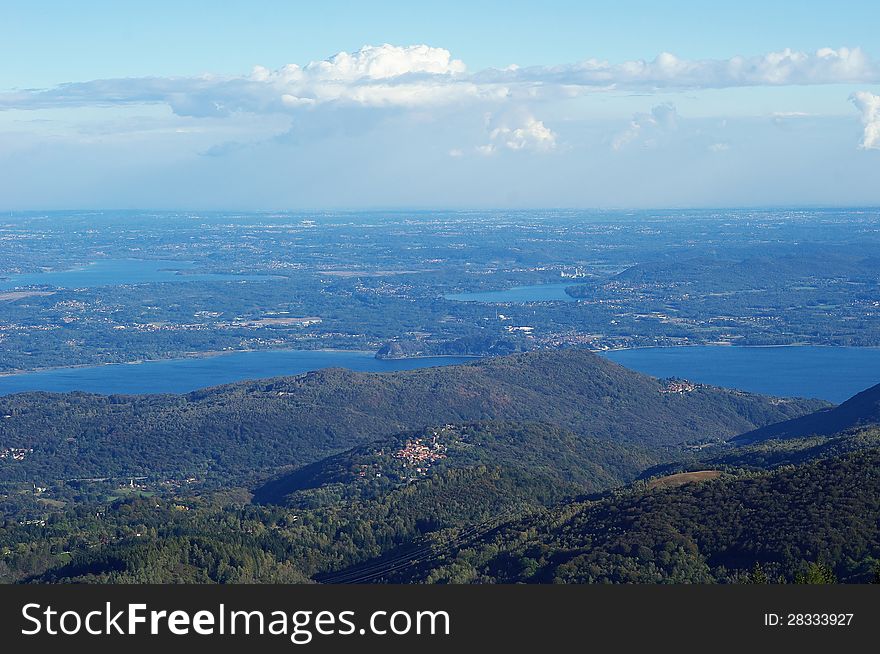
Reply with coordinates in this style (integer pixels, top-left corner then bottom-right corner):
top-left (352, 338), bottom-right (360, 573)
top-left (253, 421), bottom-right (656, 505)
top-left (10, 424), bottom-right (880, 585)
top-left (640, 427), bottom-right (880, 479)
top-left (734, 382), bottom-right (880, 444)
top-left (0, 351), bottom-right (827, 484)
top-left (386, 444), bottom-right (880, 584)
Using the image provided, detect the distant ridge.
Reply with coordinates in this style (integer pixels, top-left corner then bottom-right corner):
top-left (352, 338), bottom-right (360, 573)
top-left (0, 350), bottom-right (826, 482)
top-left (734, 382), bottom-right (880, 444)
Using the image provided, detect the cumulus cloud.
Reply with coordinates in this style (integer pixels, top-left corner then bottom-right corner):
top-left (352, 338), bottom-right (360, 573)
top-left (612, 103), bottom-right (678, 150)
top-left (252, 43), bottom-right (495, 109)
top-left (478, 115), bottom-right (558, 154)
top-left (851, 91), bottom-right (880, 150)
top-left (2, 45), bottom-right (879, 118)
top-left (0, 44), bottom-right (496, 117)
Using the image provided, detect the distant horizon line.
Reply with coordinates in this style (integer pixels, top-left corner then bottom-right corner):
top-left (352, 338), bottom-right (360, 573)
top-left (3, 204), bottom-right (880, 214)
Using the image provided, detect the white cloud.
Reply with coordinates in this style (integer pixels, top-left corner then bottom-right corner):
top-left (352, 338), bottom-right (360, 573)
top-left (479, 115), bottom-right (558, 154)
top-left (613, 103), bottom-right (678, 150)
top-left (0, 44), bottom-right (494, 116)
top-left (295, 43), bottom-right (466, 80)
top-left (496, 47), bottom-right (879, 90)
top-left (255, 44), bottom-right (492, 109)
top-left (2, 45), bottom-right (879, 119)
top-left (851, 91), bottom-right (880, 150)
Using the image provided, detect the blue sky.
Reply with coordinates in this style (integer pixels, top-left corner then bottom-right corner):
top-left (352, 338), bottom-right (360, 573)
top-left (1, 1), bottom-right (879, 209)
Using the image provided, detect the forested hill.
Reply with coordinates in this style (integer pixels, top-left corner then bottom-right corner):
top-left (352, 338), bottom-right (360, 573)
top-left (734, 382), bottom-right (880, 444)
top-left (389, 441), bottom-right (880, 584)
top-left (0, 351), bottom-right (826, 483)
top-left (252, 421), bottom-right (656, 506)
top-left (17, 425), bottom-right (879, 585)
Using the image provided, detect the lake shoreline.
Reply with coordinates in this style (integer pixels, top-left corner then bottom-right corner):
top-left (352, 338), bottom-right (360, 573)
top-left (0, 350), bottom-right (486, 378)
top-left (3, 342), bottom-right (879, 378)
top-left (602, 345), bottom-right (880, 403)
top-left (1, 344), bottom-right (878, 401)
top-left (597, 342), bottom-right (880, 352)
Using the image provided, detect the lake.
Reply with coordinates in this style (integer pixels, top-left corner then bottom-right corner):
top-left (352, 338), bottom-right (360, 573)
top-left (0, 345), bottom-right (874, 402)
top-left (602, 346), bottom-right (880, 403)
top-left (0, 259), bottom-right (273, 290)
top-left (445, 282), bottom-right (577, 303)
top-left (0, 351), bottom-right (474, 396)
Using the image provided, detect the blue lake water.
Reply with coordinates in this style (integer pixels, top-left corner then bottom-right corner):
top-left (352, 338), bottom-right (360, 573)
top-left (0, 351), bottom-right (474, 396)
top-left (602, 346), bottom-right (880, 403)
top-left (445, 283), bottom-right (577, 303)
top-left (0, 345), bottom-right (875, 401)
top-left (0, 259), bottom-right (272, 290)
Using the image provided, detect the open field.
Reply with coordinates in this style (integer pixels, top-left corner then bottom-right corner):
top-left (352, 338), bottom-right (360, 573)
top-left (647, 470), bottom-right (723, 490)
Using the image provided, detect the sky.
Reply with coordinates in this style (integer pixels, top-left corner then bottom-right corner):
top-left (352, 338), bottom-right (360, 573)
top-left (1, 0), bottom-right (879, 210)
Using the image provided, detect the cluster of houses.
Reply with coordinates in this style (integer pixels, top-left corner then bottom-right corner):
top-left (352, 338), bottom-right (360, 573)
top-left (0, 447), bottom-right (32, 461)
top-left (392, 436), bottom-right (448, 474)
top-left (659, 379), bottom-right (698, 394)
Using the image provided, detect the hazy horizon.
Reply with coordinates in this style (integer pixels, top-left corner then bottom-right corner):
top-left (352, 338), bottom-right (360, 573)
top-left (4, 205), bottom-right (880, 214)
top-left (2, 1), bottom-right (879, 209)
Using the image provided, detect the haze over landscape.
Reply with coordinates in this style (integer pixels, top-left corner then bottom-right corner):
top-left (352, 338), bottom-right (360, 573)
top-left (2, 1), bottom-right (880, 209)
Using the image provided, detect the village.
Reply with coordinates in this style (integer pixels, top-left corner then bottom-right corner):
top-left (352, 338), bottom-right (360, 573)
top-left (659, 378), bottom-right (699, 394)
top-left (392, 434), bottom-right (449, 474)
top-left (0, 447), bottom-right (32, 461)
top-left (351, 427), bottom-right (459, 484)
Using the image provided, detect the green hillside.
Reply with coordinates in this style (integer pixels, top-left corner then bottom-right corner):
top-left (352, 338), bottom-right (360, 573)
top-left (5, 352), bottom-right (878, 586)
top-left (734, 382), bottom-right (880, 443)
top-left (0, 351), bottom-right (825, 486)
top-left (12, 424), bottom-right (880, 585)
top-left (387, 439), bottom-right (880, 584)
top-left (253, 421), bottom-right (656, 506)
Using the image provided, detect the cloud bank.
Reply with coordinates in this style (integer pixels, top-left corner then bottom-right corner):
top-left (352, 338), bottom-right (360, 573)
top-left (0, 44), bottom-right (495, 117)
top-left (494, 47), bottom-right (879, 89)
top-left (2, 45), bottom-right (879, 118)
